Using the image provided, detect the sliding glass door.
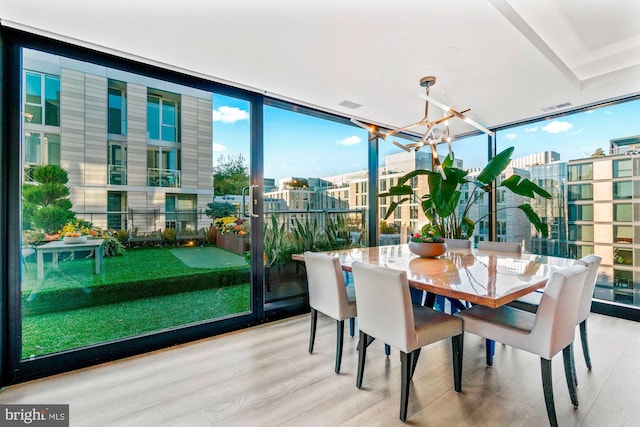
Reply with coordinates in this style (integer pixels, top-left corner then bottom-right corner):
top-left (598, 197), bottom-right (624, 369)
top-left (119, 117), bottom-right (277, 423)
top-left (16, 47), bottom-right (257, 374)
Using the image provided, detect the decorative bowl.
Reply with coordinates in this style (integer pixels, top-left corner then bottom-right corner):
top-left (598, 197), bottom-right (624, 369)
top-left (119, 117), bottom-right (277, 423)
top-left (408, 241), bottom-right (447, 258)
top-left (63, 235), bottom-right (87, 244)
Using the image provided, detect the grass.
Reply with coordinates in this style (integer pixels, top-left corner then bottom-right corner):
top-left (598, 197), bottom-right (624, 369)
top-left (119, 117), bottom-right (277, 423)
top-left (22, 284), bottom-right (250, 358)
top-left (20, 245), bottom-right (252, 358)
top-left (22, 246), bottom-right (248, 293)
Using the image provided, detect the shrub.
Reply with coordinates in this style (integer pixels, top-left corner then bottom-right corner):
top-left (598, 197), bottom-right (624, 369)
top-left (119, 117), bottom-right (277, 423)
top-left (102, 236), bottom-right (126, 257)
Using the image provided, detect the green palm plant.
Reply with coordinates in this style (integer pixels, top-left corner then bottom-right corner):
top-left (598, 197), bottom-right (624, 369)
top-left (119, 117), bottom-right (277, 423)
top-left (379, 147), bottom-right (552, 239)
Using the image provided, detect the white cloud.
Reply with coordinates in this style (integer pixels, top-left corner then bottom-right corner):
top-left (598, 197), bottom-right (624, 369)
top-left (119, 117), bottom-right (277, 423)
top-left (571, 129), bottom-right (584, 136)
top-left (542, 120), bottom-right (573, 134)
top-left (524, 127), bottom-right (538, 133)
top-left (337, 135), bottom-right (361, 146)
top-left (505, 133), bottom-right (517, 140)
top-left (212, 106), bottom-right (249, 123)
top-left (212, 142), bottom-right (226, 152)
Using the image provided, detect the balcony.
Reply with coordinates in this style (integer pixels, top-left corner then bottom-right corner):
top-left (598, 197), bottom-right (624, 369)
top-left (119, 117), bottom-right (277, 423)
top-left (108, 164), bottom-right (127, 185)
top-left (147, 168), bottom-right (181, 188)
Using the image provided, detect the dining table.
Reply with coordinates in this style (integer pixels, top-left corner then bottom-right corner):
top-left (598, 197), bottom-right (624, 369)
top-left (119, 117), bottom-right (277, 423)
top-left (293, 244), bottom-right (575, 309)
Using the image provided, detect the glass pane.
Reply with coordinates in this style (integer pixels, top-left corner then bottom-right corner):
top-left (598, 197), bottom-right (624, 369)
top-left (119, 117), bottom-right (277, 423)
top-left (614, 204), bottom-right (633, 221)
top-left (25, 72), bottom-right (41, 105)
top-left (108, 87), bottom-right (123, 135)
top-left (613, 181), bottom-right (632, 199)
top-left (497, 98), bottom-right (640, 309)
top-left (44, 75), bottom-right (60, 126)
top-left (613, 159), bottom-right (632, 178)
top-left (20, 47), bottom-right (250, 361)
top-left (147, 96), bottom-right (160, 140)
top-left (46, 134), bottom-right (61, 165)
top-left (24, 132), bottom-right (42, 164)
top-left (263, 104), bottom-right (367, 306)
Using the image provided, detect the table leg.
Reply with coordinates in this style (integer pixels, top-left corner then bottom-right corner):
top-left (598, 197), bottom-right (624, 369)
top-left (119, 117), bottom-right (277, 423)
top-left (95, 246), bottom-right (103, 274)
top-left (37, 250), bottom-right (44, 280)
top-left (52, 251), bottom-right (59, 269)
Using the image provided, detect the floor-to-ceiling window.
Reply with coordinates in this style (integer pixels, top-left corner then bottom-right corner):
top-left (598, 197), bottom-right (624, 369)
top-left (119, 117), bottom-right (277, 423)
top-left (495, 98), bottom-right (640, 308)
top-left (263, 103), bottom-right (368, 309)
top-left (14, 46), bottom-right (255, 381)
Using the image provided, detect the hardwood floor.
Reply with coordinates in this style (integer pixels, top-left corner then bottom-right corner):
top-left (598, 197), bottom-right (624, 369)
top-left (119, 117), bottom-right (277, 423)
top-left (1, 312), bottom-right (639, 426)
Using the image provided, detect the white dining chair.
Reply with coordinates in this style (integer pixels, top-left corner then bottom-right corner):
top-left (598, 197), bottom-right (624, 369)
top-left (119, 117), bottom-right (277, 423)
top-left (509, 254), bottom-right (602, 380)
top-left (303, 251), bottom-right (357, 374)
top-left (351, 261), bottom-right (464, 422)
top-left (477, 240), bottom-right (522, 253)
top-left (456, 264), bottom-right (590, 427)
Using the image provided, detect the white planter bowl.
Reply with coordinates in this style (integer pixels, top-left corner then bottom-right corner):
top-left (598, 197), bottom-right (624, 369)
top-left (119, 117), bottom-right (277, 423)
top-left (63, 235), bottom-right (87, 244)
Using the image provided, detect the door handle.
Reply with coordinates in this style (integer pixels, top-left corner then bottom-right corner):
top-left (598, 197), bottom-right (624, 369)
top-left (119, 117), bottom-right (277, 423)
top-left (249, 184), bottom-right (259, 218)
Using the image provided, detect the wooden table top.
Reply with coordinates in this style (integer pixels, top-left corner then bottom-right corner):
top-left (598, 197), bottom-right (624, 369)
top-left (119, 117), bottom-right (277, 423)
top-left (293, 245), bottom-right (574, 308)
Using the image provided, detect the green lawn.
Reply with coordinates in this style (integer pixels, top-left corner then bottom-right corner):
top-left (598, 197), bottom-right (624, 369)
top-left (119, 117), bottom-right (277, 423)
top-left (22, 284), bottom-right (250, 358)
top-left (21, 245), bottom-right (252, 358)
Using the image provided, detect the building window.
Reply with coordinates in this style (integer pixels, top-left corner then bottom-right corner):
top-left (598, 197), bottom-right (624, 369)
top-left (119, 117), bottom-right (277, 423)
top-left (614, 247), bottom-right (633, 265)
top-left (568, 224), bottom-right (594, 242)
top-left (614, 225), bottom-right (633, 244)
top-left (568, 244), bottom-right (594, 259)
top-left (613, 159), bottom-right (633, 178)
top-left (24, 71), bottom-right (60, 126)
top-left (568, 183), bottom-right (593, 201)
top-left (108, 141), bottom-right (127, 185)
top-left (24, 132), bottom-right (60, 181)
top-left (147, 147), bottom-right (181, 187)
top-left (614, 204), bottom-right (633, 222)
top-left (147, 91), bottom-right (180, 142)
top-left (567, 163), bottom-right (593, 181)
top-left (107, 192), bottom-right (127, 230)
top-left (166, 194), bottom-right (197, 231)
top-left (613, 269), bottom-right (633, 289)
top-left (568, 204), bottom-right (593, 221)
top-left (409, 206), bottom-right (418, 219)
top-left (108, 80), bottom-right (127, 135)
top-left (613, 181), bottom-right (632, 199)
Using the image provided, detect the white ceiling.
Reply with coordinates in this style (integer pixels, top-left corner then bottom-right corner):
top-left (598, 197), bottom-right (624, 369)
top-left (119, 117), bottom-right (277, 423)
top-left (1, 0), bottom-right (639, 138)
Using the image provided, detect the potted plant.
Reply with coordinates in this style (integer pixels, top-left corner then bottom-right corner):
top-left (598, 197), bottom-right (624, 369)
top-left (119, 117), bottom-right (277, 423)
top-left (408, 223), bottom-right (447, 257)
top-left (379, 147), bottom-right (551, 240)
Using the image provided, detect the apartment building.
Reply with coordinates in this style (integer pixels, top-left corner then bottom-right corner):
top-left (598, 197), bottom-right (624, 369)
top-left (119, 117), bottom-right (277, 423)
top-left (23, 49), bottom-right (214, 233)
top-left (567, 139), bottom-right (640, 305)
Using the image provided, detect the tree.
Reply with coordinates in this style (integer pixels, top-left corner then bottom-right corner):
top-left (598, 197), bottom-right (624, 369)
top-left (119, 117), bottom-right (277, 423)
top-left (22, 165), bottom-right (75, 234)
top-left (213, 154), bottom-right (249, 196)
top-left (205, 201), bottom-right (236, 220)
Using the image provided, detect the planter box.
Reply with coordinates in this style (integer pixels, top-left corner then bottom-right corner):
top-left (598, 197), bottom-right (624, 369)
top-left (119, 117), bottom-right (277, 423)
top-left (217, 232), bottom-right (249, 255)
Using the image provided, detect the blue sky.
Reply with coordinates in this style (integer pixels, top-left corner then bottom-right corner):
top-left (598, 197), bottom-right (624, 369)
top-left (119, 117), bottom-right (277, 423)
top-left (211, 94), bottom-right (640, 180)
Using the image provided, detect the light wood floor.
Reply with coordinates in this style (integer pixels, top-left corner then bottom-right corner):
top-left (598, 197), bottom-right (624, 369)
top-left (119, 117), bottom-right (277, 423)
top-left (1, 312), bottom-right (639, 426)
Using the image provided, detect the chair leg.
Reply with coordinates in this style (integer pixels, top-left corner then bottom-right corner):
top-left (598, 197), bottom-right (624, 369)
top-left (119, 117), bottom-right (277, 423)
top-left (410, 348), bottom-right (421, 380)
top-left (485, 339), bottom-right (495, 366)
top-left (452, 334), bottom-right (464, 392)
top-left (385, 344), bottom-right (391, 356)
top-left (563, 344), bottom-right (579, 407)
top-left (541, 358), bottom-right (559, 427)
top-left (309, 308), bottom-right (318, 354)
top-left (335, 320), bottom-right (344, 374)
top-left (570, 341), bottom-right (578, 387)
top-left (356, 330), bottom-right (368, 389)
top-left (580, 319), bottom-right (592, 370)
top-left (400, 351), bottom-right (411, 422)
top-left (349, 317), bottom-right (355, 337)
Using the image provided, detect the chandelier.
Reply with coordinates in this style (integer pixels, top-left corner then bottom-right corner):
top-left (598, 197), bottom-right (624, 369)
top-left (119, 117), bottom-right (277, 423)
top-left (351, 76), bottom-right (494, 174)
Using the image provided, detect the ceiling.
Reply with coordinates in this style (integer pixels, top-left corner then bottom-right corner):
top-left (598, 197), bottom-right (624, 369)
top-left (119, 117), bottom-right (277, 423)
top-left (1, 0), bottom-right (639, 138)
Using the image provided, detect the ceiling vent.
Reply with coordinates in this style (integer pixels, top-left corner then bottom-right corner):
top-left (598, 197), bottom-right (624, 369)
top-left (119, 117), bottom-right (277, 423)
top-left (339, 100), bottom-right (362, 109)
top-left (541, 102), bottom-right (573, 112)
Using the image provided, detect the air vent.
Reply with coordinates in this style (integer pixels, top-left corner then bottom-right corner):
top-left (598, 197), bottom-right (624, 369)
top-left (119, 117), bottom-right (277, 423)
top-left (541, 102), bottom-right (573, 112)
top-left (339, 100), bottom-right (362, 109)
